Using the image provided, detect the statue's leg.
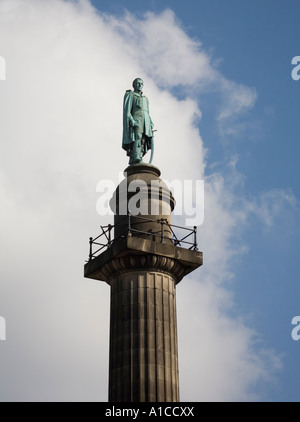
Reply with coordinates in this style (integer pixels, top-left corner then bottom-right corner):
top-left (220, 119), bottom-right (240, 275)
top-left (131, 130), bottom-right (143, 163)
top-left (128, 143), bottom-right (135, 164)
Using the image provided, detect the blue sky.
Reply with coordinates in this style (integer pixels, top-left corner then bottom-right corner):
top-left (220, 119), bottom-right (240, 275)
top-left (0, 0), bottom-right (299, 401)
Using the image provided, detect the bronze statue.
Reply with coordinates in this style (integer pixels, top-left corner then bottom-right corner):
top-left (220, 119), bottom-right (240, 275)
top-left (122, 78), bottom-right (154, 165)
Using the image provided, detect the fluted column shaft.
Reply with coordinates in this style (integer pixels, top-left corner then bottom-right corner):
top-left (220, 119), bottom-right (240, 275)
top-left (108, 270), bottom-right (179, 402)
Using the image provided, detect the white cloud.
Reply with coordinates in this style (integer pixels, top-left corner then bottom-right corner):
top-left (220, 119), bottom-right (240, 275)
top-left (106, 9), bottom-right (216, 88)
top-left (218, 78), bottom-right (257, 120)
top-left (0, 0), bottom-right (291, 401)
top-left (177, 278), bottom-right (282, 401)
top-left (246, 188), bottom-right (297, 228)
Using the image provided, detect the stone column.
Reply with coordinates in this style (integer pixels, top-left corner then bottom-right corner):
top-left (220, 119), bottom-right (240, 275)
top-left (109, 270), bottom-right (179, 402)
top-left (84, 163), bottom-right (202, 402)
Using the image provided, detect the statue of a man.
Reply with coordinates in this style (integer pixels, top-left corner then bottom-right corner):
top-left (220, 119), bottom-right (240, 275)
top-left (122, 78), bottom-right (154, 165)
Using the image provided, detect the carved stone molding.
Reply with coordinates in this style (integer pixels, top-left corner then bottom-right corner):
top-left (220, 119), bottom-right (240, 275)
top-left (84, 235), bottom-right (202, 284)
top-left (100, 253), bottom-right (186, 284)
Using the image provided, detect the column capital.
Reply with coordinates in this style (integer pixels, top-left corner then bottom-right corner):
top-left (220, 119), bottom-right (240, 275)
top-left (84, 234), bottom-right (203, 284)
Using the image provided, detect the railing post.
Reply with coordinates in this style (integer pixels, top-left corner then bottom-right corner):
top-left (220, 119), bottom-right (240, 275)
top-left (193, 226), bottom-right (198, 250)
top-left (161, 218), bottom-right (165, 243)
top-left (128, 212), bottom-right (132, 236)
top-left (89, 237), bottom-right (93, 260)
top-left (108, 224), bottom-right (112, 247)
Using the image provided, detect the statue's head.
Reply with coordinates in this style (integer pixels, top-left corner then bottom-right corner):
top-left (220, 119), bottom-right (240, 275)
top-left (132, 78), bottom-right (144, 92)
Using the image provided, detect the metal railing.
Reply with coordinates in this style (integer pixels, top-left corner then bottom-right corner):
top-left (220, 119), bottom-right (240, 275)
top-left (87, 214), bottom-right (198, 261)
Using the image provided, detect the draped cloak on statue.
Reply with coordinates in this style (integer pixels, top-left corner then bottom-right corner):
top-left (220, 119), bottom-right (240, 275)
top-left (122, 89), bottom-right (154, 157)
